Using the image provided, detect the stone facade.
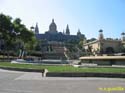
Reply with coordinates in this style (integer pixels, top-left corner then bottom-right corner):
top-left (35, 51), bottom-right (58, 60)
top-left (83, 30), bottom-right (125, 55)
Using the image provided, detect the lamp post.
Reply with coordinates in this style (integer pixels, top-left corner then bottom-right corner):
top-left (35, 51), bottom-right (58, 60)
top-left (11, 30), bottom-right (23, 59)
top-left (30, 26), bottom-right (35, 33)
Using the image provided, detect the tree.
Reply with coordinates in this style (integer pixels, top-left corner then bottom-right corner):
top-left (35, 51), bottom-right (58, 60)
top-left (87, 38), bottom-right (96, 43)
top-left (0, 13), bottom-right (14, 58)
top-left (13, 18), bottom-right (37, 57)
top-left (13, 18), bottom-right (37, 48)
top-left (0, 13), bottom-right (37, 58)
top-left (0, 13), bottom-right (12, 41)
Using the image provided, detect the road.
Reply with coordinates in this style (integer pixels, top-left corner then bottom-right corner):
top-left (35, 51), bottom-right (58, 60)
top-left (0, 69), bottom-right (125, 93)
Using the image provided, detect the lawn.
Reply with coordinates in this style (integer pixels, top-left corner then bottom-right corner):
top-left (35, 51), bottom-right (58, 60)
top-left (0, 62), bottom-right (125, 73)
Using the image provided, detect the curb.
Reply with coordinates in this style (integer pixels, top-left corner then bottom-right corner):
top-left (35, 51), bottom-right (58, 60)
top-left (0, 67), bottom-right (44, 73)
top-left (0, 67), bottom-right (125, 78)
top-left (46, 72), bottom-right (125, 78)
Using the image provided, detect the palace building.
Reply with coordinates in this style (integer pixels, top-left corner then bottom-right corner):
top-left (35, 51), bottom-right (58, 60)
top-left (33, 19), bottom-right (85, 42)
top-left (30, 19), bottom-right (86, 59)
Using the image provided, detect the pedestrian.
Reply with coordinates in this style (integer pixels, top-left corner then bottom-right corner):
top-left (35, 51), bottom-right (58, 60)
top-left (41, 69), bottom-right (45, 77)
top-left (41, 69), bottom-right (48, 77)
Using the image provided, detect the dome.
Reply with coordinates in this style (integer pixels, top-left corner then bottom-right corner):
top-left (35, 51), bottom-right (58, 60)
top-left (49, 19), bottom-right (57, 32)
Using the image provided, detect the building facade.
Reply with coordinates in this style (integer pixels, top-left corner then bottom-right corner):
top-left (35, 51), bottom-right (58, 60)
top-left (83, 30), bottom-right (125, 55)
top-left (34, 19), bottom-right (85, 42)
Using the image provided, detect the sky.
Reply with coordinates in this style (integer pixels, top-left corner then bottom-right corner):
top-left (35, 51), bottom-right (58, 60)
top-left (0, 0), bottom-right (125, 39)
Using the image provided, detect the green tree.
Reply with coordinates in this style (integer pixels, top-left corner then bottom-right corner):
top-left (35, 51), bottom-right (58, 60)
top-left (0, 13), bottom-right (37, 58)
top-left (13, 18), bottom-right (37, 57)
top-left (0, 13), bottom-right (14, 58)
top-left (13, 18), bottom-right (37, 48)
top-left (87, 38), bottom-right (96, 43)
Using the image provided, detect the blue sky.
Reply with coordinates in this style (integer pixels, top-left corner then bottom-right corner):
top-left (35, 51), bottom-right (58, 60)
top-left (0, 0), bottom-right (125, 39)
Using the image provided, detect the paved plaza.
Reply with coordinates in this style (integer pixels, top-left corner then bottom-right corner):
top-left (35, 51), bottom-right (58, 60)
top-left (0, 69), bottom-right (125, 93)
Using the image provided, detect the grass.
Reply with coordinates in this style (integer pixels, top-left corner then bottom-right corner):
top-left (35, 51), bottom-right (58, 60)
top-left (0, 62), bottom-right (125, 73)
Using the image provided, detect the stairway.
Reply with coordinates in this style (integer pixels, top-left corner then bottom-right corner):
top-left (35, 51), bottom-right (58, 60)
top-left (43, 46), bottom-right (67, 59)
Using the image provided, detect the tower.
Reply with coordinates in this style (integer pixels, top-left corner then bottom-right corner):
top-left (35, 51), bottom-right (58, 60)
top-left (98, 29), bottom-right (104, 40)
top-left (35, 23), bottom-right (39, 34)
top-left (77, 29), bottom-right (81, 37)
top-left (63, 29), bottom-right (65, 35)
top-left (66, 24), bottom-right (70, 35)
top-left (121, 32), bottom-right (125, 41)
